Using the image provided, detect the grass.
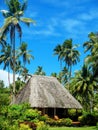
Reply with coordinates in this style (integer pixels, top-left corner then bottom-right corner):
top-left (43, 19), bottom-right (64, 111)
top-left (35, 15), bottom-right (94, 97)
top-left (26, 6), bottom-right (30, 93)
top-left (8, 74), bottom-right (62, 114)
top-left (49, 126), bottom-right (96, 130)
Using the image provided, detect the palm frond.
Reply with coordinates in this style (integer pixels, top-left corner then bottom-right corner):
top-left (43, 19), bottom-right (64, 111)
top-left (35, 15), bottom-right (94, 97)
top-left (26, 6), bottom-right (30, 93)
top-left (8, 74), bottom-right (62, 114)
top-left (20, 17), bottom-right (36, 26)
top-left (21, 0), bottom-right (27, 11)
top-left (0, 10), bottom-right (11, 18)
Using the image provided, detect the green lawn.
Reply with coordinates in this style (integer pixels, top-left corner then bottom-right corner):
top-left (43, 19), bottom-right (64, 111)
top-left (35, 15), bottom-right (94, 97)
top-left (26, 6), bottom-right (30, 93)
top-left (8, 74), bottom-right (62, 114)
top-left (49, 126), bottom-right (96, 130)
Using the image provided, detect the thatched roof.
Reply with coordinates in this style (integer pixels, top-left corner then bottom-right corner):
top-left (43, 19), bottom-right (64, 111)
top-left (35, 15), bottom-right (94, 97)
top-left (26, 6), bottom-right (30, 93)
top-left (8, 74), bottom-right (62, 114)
top-left (15, 75), bottom-right (82, 109)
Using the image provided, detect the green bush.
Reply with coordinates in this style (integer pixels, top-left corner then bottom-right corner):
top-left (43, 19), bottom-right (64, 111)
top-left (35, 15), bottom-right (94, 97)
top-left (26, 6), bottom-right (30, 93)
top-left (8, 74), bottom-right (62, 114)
top-left (36, 121), bottom-right (49, 130)
top-left (78, 112), bottom-right (98, 126)
top-left (19, 124), bottom-right (32, 130)
top-left (96, 122), bottom-right (98, 130)
top-left (65, 118), bottom-right (72, 126)
top-left (0, 116), bottom-right (10, 130)
top-left (39, 115), bottom-right (48, 122)
top-left (0, 116), bottom-right (19, 130)
top-left (68, 109), bottom-right (82, 120)
top-left (46, 118), bottom-right (57, 126)
top-left (46, 118), bottom-right (72, 127)
top-left (23, 109), bottom-right (41, 121)
top-left (68, 109), bottom-right (76, 117)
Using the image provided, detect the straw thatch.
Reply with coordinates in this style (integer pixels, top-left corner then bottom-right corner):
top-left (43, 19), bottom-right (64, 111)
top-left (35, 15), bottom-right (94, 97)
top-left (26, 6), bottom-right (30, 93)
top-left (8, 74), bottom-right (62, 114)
top-left (15, 75), bottom-right (82, 109)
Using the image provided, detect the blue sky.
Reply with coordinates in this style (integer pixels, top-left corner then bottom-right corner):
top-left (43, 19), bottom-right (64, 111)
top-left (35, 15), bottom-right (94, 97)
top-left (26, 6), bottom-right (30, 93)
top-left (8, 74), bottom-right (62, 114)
top-left (0, 0), bottom-right (98, 86)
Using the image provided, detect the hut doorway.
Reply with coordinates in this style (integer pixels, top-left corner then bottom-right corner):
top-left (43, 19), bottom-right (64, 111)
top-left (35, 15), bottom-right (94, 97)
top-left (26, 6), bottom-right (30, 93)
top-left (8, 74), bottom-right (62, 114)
top-left (38, 108), bottom-right (67, 118)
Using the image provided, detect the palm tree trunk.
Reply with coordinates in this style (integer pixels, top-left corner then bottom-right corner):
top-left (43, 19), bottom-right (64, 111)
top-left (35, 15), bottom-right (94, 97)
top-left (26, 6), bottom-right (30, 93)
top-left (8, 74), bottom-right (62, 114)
top-left (69, 65), bottom-right (72, 79)
top-left (8, 66), bottom-right (10, 86)
top-left (12, 26), bottom-right (16, 104)
top-left (68, 65), bottom-right (72, 90)
top-left (60, 60), bottom-right (62, 71)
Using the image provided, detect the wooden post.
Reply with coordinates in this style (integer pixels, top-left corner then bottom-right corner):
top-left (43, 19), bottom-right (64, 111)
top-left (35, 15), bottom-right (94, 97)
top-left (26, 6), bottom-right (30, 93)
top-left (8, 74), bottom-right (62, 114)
top-left (43, 108), bottom-right (45, 115)
top-left (54, 108), bottom-right (56, 116)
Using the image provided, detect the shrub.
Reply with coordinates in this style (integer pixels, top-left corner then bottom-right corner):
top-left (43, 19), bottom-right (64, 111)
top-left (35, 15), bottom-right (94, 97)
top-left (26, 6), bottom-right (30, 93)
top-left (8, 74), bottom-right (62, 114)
top-left (36, 121), bottom-right (49, 130)
top-left (78, 112), bottom-right (98, 126)
top-left (68, 109), bottom-right (76, 117)
top-left (46, 118), bottom-right (72, 127)
top-left (65, 118), bottom-right (72, 126)
top-left (39, 115), bottom-right (49, 122)
top-left (19, 121), bottom-right (37, 130)
top-left (19, 124), bottom-right (32, 130)
top-left (23, 109), bottom-right (41, 121)
top-left (78, 115), bottom-right (83, 122)
top-left (0, 117), bottom-right (10, 130)
top-left (96, 122), bottom-right (98, 130)
top-left (68, 109), bottom-right (82, 120)
top-left (46, 118), bottom-right (57, 126)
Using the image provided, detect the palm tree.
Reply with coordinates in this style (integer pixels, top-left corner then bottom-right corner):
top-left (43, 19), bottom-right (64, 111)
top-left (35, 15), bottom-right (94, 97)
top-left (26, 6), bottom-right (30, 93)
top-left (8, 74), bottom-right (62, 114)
top-left (83, 32), bottom-right (97, 53)
top-left (53, 44), bottom-right (63, 70)
top-left (70, 64), bottom-right (97, 111)
top-left (62, 39), bottom-right (80, 79)
top-left (51, 72), bottom-right (58, 78)
top-left (50, 67), bottom-right (68, 85)
top-left (18, 42), bottom-right (34, 66)
top-left (0, 0), bottom-right (35, 103)
top-left (54, 39), bottom-right (80, 82)
top-left (0, 44), bottom-right (13, 86)
top-left (61, 66), bottom-right (69, 85)
top-left (34, 66), bottom-right (46, 76)
top-left (83, 32), bottom-right (98, 81)
top-left (20, 67), bottom-right (32, 82)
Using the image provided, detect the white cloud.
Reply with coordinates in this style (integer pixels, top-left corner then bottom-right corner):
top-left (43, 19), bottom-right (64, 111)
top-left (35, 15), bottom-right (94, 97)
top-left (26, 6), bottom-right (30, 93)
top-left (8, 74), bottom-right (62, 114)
top-left (61, 18), bottom-right (84, 33)
top-left (23, 18), bottom-right (60, 37)
top-left (0, 70), bottom-right (18, 87)
top-left (78, 9), bottom-right (98, 21)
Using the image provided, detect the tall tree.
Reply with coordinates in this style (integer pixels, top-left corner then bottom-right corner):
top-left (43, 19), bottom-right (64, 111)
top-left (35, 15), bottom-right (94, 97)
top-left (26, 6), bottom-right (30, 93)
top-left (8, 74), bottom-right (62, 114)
top-left (34, 66), bottom-right (46, 76)
top-left (50, 67), bottom-right (68, 85)
top-left (70, 64), bottom-right (97, 111)
top-left (0, 0), bottom-right (35, 104)
top-left (53, 39), bottom-right (80, 88)
top-left (0, 44), bottom-right (12, 86)
top-left (18, 42), bottom-right (34, 67)
top-left (53, 44), bottom-right (63, 70)
top-left (83, 32), bottom-right (97, 53)
top-left (83, 32), bottom-right (98, 80)
top-left (62, 39), bottom-right (80, 79)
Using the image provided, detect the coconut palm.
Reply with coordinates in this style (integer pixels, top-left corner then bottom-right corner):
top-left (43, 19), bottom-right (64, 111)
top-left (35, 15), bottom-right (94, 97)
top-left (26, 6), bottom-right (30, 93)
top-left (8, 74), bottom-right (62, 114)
top-left (0, 44), bottom-right (13, 86)
top-left (9, 77), bottom-right (25, 94)
top-left (83, 32), bottom-right (97, 53)
top-left (53, 44), bottom-right (63, 70)
top-left (61, 66), bottom-right (69, 85)
top-left (34, 66), bottom-right (46, 76)
top-left (70, 64), bottom-right (97, 111)
top-left (54, 39), bottom-right (80, 81)
top-left (0, 0), bottom-right (35, 103)
top-left (83, 32), bottom-right (98, 81)
top-left (20, 67), bottom-right (32, 82)
top-left (18, 42), bottom-right (34, 66)
top-left (51, 72), bottom-right (58, 78)
top-left (62, 39), bottom-right (80, 79)
top-left (50, 67), bottom-right (68, 85)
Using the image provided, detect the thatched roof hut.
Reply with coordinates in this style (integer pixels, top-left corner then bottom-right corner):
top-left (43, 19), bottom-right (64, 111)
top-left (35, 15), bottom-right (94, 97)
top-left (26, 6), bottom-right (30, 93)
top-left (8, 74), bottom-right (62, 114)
top-left (15, 75), bottom-right (82, 110)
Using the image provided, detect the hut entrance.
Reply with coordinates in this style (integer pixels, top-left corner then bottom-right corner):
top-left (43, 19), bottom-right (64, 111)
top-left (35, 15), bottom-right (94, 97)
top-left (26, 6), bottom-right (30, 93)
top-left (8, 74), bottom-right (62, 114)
top-left (38, 108), bottom-right (68, 118)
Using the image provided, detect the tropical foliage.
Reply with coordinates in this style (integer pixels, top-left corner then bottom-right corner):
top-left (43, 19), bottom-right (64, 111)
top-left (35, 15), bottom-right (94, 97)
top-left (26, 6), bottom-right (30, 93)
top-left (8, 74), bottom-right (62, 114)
top-left (54, 39), bottom-right (80, 79)
top-left (69, 64), bottom-right (97, 111)
top-left (0, 0), bottom-right (98, 128)
top-left (34, 66), bottom-right (46, 76)
top-left (0, 0), bottom-right (35, 103)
